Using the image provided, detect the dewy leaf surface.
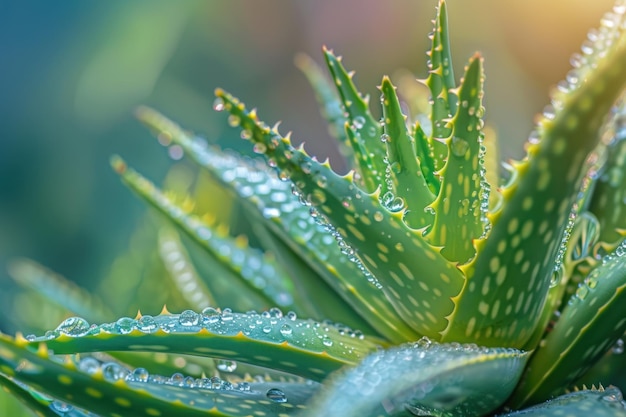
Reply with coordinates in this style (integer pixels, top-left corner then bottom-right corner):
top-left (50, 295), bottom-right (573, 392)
top-left (25, 310), bottom-right (381, 382)
top-left (510, 243), bottom-right (626, 407)
top-left (445, 17), bottom-right (626, 348)
top-left (502, 387), bottom-right (626, 417)
top-left (215, 88), bottom-right (465, 340)
top-left (302, 339), bottom-right (528, 417)
top-left (0, 333), bottom-right (317, 417)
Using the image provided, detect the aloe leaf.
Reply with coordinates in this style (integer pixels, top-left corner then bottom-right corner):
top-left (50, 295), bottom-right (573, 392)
top-left (135, 107), bottom-right (420, 343)
top-left (0, 333), bottom-right (316, 417)
top-left (589, 107), bottom-right (626, 248)
top-left (503, 387), bottom-right (626, 417)
top-left (379, 76), bottom-right (436, 229)
top-left (112, 156), bottom-right (298, 312)
top-left (0, 373), bottom-right (98, 417)
top-left (445, 20), bottom-right (626, 348)
top-left (158, 227), bottom-right (217, 310)
top-left (509, 243), bottom-right (626, 407)
top-left (215, 88), bottom-right (465, 339)
top-left (425, 0), bottom-right (456, 169)
top-left (302, 339), bottom-right (528, 417)
top-left (8, 259), bottom-right (113, 323)
top-left (426, 55), bottom-right (488, 265)
top-left (24, 310), bottom-right (381, 382)
top-left (413, 120), bottom-right (441, 196)
top-left (294, 53), bottom-right (352, 162)
top-left (323, 47), bottom-right (385, 193)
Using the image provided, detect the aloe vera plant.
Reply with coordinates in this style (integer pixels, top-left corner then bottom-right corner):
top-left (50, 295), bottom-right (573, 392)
top-left (4, 1), bottom-right (626, 416)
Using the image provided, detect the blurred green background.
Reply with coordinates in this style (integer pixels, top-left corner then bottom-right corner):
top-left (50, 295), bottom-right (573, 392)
top-left (0, 1), bottom-right (614, 333)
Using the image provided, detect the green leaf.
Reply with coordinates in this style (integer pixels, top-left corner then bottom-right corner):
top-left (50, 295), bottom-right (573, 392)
top-left (0, 333), bottom-right (317, 417)
top-left (379, 76), bottom-right (436, 229)
top-left (24, 310), bottom-right (381, 382)
top-left (425, 0), bottom-right (457, 169)
top-left (502, 387), bottom-right (626, 417)
top-left (426, 54), bottom-right (488, 265)
top-left (303, 339), bottom-right (528, 417)
top-left (509, 243), bottom-right (626, 407)
top-left (323, 47), bottom-right (385, 193)
top-left (445, 22), bottom-right (626, 348)
top-left (215, 88), bottom-right (465, 340)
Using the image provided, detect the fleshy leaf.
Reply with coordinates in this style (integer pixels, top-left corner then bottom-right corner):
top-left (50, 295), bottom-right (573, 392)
top-left (0, 333), bottom-right (317, 417)
top-left (302, 339), bottom-right (528, 417)
top-left (323, 47), bottom-right (385, 193)
top-left (425, 0), bottom-right (457, 169)
top-left (215, 88), bottom-right (465, 339)
top-left (379, 76), bottom-right (435, 229)
top-left (426, 54), bottom-right (488, 265)
top-left (510, 242), bottom-right (626, 407)
top-left (135, 107), bottom-right (416, 342)
top-left (503, 387), bottom-right (626, 417)
top-left (444, 16), bottom-right (626, 348)
top-left (25, 310), bottom-right (381, 382)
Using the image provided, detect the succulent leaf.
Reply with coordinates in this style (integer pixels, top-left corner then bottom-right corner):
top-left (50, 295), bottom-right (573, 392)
top-left (24, 310), bottom-right (381, 382)
top-left (0, 333), bottom-right (316, 417)
top-left (302, 339), bottom-right (528, 417)
top-left (510, 242), bottom-right (626, 407)
top-left (502, 387), bottom-right (626, 417)
top-left (379, 76), bottom-right (436, 229)
top-left (425, 0), bottom-right (457, 169)
top-left (215, 88), bottom-right (465, 339)
top-left (426, 54), bottom-right (488, 265)
top-left (323, 48), bottom-right (386, 193)
top-left (445, 22), bottom-right (626, 348)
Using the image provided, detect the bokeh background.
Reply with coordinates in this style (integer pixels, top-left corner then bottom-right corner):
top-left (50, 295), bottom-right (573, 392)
top-left (0, 0), bottom-right (614, 333)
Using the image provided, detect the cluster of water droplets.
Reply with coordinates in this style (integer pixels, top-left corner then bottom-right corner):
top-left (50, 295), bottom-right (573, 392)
top-left (546, 1), bottom-right (626, 121)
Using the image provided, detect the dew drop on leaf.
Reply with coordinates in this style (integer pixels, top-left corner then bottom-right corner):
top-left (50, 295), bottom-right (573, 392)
top-left (451, 136), bottom-right (470, 157)
top-left (56, 317), bottom-right (91, 337)
top-left (202, 307), bottom-right (220, 323)
top-left (115, 317), bottom-right (136, 334)
top-left (266, 388), bottom-right (288, 403)
top-left (216, 360), bottom-right (238, 372)
top-left (179, 310), bottom-right (200, 326)
top-left (78, 357), bottom-right (100, 374)
top-left (138, 315), bottom-right (158, 333)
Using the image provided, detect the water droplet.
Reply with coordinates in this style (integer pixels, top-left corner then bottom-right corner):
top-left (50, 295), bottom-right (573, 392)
top-left (51, 401), bottom-right (73, 413)
top-left (280, 324), bottom-right (293, 336)
top-left (56, 317), bottom-right (91, 337)
top-left (322, 336), bottom-right (333, 347)
top-left (253, 143), bottom-right (267, 154)
top-left (380, 133), bottom-right (390, 143)
top-left (373, 211), bottom-right (384, 222)
top-left (78, 357), bottom-right (100, 374)
top-left (613, 339), bottom-right (624, 354)
top-left (170, 372), bottom-right (185, 386)
top-left (115, 317), bottom-right (136, 334)
top-left (216, 360), bottom-right (237, 372)
top-left (240, 129), bottom-right (252, 140)
top-left (353, 116), bottom-right (365, 129)
top-left (132, 367), bottom-right (150, 382)
top-left (213, 97), bottom-right (225, 111)
top-left (202, 307), bottom-right (220, 323)
top-left (314, 174), bottom-right (328, 188)
top-left (179, 310), bottom-right (200, 326)
top-left (228, 115), bottom-right (240, 127)
top-left (451, 136), bottom-right (469, 157)
top-left (550, 265), bottom-right (564, 288)
top-left (266, 388), bottom-right (288, 403)
top-left (102, 362), bottom-right (129, 382)
top-left (137, 315), bottom-right (158, 333)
